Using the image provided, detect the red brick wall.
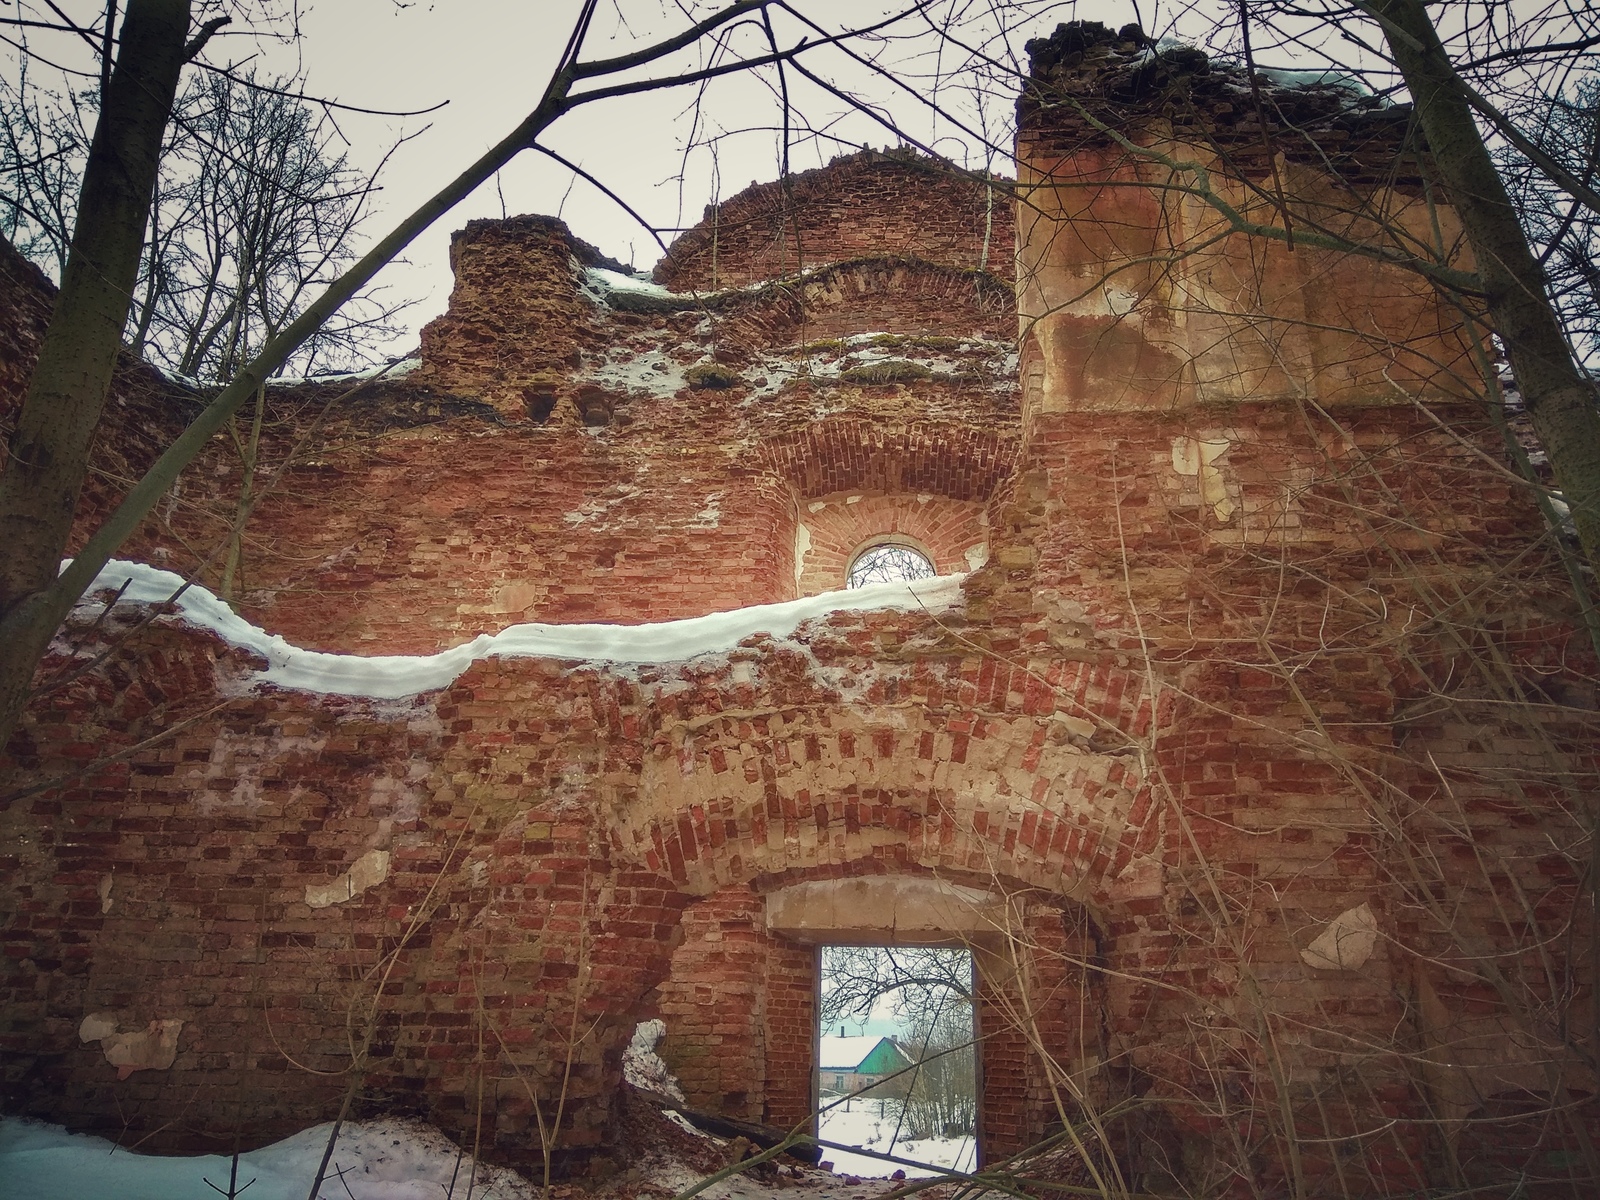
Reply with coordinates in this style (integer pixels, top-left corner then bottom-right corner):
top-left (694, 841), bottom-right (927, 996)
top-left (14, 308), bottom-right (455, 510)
top-left (761, 940), bottom-right (817, 1132)
top-left (795, 492), bottom-right (989, 595)
top-left (977, 962), bottom-right (1033, 1160)
top-left (5, 400), bottom-right (1592, 1183)
top-left (0, 239), bottom-right (192, 558)
top-left (760, 417), bottom-right (1018, 503)
top-left (3, 70), bottom-right (1596, 1194)
top-left (72, 218), bottom-right (1022, 655)
top-left (655, 886), bottom-right (771, 1121)
top-left (779, 260), bottom-right (1015, 342)
top-left (654, 150), bottom-right (1015, 291)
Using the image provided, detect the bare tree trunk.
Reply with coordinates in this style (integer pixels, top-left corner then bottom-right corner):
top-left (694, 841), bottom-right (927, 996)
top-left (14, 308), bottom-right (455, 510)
top-left (0, 0), bottom-right (191, 753)
top-left (0, 0), bottom-right (830, 755)
top-left (0, 74), bottom-right (573, 759)
top-left (1372, 0), bottom-right (1600, 575)
top-left (219, 382), bottom-right (266, 601)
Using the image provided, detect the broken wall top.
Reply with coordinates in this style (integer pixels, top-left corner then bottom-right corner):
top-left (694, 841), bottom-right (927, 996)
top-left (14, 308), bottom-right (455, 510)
top-left (1013, 22), bottom-right (1478, 413)
top-left (653, 147), bottom-right (1017, 291)
top-left (1019, 21), bottom-right (1419, 184)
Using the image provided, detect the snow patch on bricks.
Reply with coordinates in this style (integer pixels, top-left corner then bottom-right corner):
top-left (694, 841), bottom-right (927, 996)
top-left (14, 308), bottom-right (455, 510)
top-left (624, 1019), bottom-right (687, 1103)
top-left (67, 559), bottom-right (964, 700)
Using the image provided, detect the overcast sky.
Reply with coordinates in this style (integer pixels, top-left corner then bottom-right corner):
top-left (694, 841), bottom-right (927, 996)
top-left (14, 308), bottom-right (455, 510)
top-left (252, 0), bottom-right (1109, 351)
top-left (3, 0), bottom-right (1427, 360)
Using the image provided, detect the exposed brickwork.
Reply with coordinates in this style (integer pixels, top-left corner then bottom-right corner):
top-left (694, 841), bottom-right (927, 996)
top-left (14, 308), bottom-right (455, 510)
top-left (655, 885), bottom-right (772, 1121)
top-left (0, 239), bottom-right (195, 554)
top-left (2, 41), bottom-right (1596, 1197)
top-left (759, 417), bottom-right (1017, 503)
top-left (795, 492), bottom-right (989, 596)
top-left (655, 149), bottom-right (1016, 291)
top-left (70, 220), bottom-right (1022, 655)
top-left (761, 939), bottom-right (818, 1132)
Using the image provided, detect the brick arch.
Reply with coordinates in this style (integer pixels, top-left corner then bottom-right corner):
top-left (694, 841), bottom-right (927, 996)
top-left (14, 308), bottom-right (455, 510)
top-left (796, 491), bottom-right (989, 595)
top-left (608, 700), bottom-right (1157, 902)
top-left (757, 417), bottom-right (1018, 502)
top-left (706, 257), bottom-right (1016, 351)
top-left (653, 148), bottom-right (1015, 292)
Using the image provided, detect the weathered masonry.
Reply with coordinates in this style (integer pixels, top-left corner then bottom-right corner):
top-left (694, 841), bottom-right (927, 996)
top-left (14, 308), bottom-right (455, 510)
top-left (3, 22), bottom-right (1594, 1195)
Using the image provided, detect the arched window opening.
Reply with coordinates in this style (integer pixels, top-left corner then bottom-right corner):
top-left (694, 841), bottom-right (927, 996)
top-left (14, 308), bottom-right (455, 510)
top-left (847, 543), bottom-right (936, 589)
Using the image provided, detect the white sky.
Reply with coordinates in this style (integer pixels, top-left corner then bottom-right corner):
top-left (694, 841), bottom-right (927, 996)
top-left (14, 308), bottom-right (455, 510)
top-left (4, 1), bottom-right (1136, 355)
top-left (255, 0), bottom-right (1100, 349)
top-left (7, 1), bottom-right (1575, 359)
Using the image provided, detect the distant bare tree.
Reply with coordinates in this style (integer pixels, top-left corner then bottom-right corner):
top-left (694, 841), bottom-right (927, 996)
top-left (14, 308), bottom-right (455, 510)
top-left (901, 1001), bottom-right (976, 1139)
top-left (121, 66), bottom-right (409, 597)
top-left (820, 945), bottom-right (971, 1029)
top-left (129, 66), bottom-right (406, 383)
top-left (1500, 78), bottom-right (1600, 371)
top-left (0, 60), bottom-right (92, 273)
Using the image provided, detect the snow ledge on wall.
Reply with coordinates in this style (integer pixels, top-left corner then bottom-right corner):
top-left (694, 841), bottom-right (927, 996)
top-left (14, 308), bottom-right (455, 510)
top-left (66, 560), bottom-right (965, 700)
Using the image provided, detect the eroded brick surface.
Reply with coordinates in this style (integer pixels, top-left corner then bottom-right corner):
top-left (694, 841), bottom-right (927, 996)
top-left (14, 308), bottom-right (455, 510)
top-left (2, 50), bottom-right (1594, 1197)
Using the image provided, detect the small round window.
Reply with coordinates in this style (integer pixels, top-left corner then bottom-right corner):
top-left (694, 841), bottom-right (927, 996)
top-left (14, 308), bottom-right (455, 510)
top-left (846, 543), bottom-right (936, 589)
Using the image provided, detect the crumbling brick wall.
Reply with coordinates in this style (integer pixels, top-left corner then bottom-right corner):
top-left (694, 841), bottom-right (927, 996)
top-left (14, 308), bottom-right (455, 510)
top-left (654, 149), bottom-right (1016, 291)
top-left (2, 24), bottom-right (1595, 1196)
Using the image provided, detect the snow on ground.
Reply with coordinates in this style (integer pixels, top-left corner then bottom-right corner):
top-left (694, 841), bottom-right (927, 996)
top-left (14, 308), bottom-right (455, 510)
top-left (66, 560), bottom-right (964, 700)
top-left (0, 1106), bottom-right (972, 1200)
top-left (815, 1097), bottom-right (975, 1180)
top-left (0, 1116), bottom-right (537, 1200)
top-left (624, 1019), bottom-right (687, 1103)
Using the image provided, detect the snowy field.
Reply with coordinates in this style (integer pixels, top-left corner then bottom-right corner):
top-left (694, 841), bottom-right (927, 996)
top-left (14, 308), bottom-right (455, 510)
top-left (815, 1096), bottom-right (975, 1180)
top-left (0, 1117), bottom-right (538, 1200)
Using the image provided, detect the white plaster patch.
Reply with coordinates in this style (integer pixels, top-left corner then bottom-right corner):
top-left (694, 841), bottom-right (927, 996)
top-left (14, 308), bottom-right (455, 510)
top-left (366, 767), bottom-right (428, 825)
top-left (1051, 711), bottom-right (1096, 740)
top-left (1171, 436), bottom-right (1237, 521)
top-left (78, 1013), bottom-right (117, 1042)
top-left (963, 542), bottom-right (990, 571)
top-left (562, 483), bottom-right (642, 529)
top-left (794, 522), bottom-right (813, 588)
top-left (306, 849), bottom-right (391, 909)
top-left (79, 1014), bottom-right (184, 1080)
top-left (194, 726), bottom-right (324, 814)
top-left (490, 582), bottom-right (541, 614)
top-left (1301, 902), bottom-right (1378, 971)
top-left (687, 491), bottom-right (723, 529)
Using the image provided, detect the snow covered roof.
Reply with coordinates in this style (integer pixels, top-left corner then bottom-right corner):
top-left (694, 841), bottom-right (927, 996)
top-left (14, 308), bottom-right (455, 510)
top-left (819, 1035), bottom-right (895, 1071)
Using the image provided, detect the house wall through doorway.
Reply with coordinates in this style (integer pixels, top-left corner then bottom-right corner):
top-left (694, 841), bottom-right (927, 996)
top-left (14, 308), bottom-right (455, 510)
top-left (653, 875), bottom-right (1097, 1169)
top-left (816, 943), bottom-right (978, 1177)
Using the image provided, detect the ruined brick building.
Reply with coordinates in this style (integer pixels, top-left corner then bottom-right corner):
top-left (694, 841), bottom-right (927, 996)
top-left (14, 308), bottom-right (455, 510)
top-left (3, 23), bottom-right (1596, 1197)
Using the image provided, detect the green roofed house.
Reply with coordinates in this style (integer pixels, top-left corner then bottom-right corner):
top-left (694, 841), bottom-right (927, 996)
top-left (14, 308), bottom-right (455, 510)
top-left (818, 1033), bottom-right (913, 1097)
